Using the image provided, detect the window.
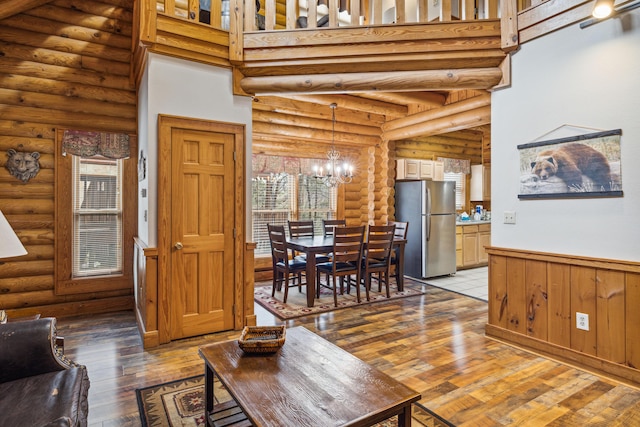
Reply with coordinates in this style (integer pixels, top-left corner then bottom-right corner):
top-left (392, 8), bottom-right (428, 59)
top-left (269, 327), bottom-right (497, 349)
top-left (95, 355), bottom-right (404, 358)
top-left (56, 130), bottom-right (136, 295)
top-left (251, 155), bottom-right (337, 255)
top-left (444, 172), bottom-right (466, 210)
top-left (72, 156), bottom-right (123, 277)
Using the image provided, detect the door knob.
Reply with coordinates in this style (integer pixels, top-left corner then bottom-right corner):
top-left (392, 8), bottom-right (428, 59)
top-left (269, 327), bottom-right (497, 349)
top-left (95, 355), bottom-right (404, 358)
top-left (174, 242), bottom-right (183, 250)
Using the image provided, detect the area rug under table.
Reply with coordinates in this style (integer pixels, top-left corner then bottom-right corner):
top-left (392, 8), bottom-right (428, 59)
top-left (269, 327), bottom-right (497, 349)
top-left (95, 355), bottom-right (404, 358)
top-left (136, 375), bottom-right (454, 427)
top-left (254, 277), bottom-right (426, 320)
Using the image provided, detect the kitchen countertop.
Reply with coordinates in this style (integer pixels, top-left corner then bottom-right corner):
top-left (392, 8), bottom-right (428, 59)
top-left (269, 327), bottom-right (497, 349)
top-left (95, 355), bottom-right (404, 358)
top-left (456, 219), bottom-right (492, 226)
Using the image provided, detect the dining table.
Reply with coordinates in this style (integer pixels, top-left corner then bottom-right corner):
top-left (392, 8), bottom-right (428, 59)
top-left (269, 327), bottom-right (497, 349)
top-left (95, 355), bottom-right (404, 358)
top-left (286, 235), bottom-right (407, 307)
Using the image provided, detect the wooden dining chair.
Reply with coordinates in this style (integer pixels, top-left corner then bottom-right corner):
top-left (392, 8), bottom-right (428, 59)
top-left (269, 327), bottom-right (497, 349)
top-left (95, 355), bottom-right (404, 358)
top-left (288, 220), bottom-right (314, 260)
top-left (387, 221), bottom-right (408, 284)
top-left (288, 220), bottom-right (330, 266)
top-left (322, 219), bottom-right (346, 236)
top-left (357, 224), bottom-right (396, 298)
top-left (268, 224), bottom-right (307, 303)
top-left (315, 225), bottom-right (365, 306)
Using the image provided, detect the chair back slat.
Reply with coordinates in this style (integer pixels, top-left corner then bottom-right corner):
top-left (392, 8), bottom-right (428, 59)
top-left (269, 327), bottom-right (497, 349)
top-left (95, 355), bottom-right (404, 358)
top-left (365, 224), bottom-right (396, 263)
top-left (288, 220), bottom-right (314, 238)
top-left (323, 219), bottom-right (346, 236)
top-left (268, 224), bottom-right (289, 263)
top-left (333, 225), bottom-right (365, 264)
top-left (387, 221), bottom-right (408, 240)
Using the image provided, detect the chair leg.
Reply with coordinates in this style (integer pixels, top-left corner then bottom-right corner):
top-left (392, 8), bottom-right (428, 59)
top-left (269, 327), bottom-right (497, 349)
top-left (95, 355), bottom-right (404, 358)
top-left (332, 275), bottom-right (338, 307)
top-left (364, 274), bottom-right (370, 301)
top-left (272, 271), bottom-right (278, 297)
top-left (283, 273), bottom-right (290, 303)
top-left (384, 271), bottom-right (390, 298)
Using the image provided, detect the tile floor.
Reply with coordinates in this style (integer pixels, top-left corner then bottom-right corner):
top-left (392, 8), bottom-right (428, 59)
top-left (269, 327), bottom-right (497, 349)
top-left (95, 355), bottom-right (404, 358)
top-left (417, 266), bottom-right (488, 302)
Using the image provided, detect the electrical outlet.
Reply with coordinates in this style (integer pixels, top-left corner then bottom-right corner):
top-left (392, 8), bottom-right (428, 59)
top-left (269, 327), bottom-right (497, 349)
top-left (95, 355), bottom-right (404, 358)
top-left (576, 312), bottom-right (589, 331)
top-left (504, 211), bottom-right (516, 224)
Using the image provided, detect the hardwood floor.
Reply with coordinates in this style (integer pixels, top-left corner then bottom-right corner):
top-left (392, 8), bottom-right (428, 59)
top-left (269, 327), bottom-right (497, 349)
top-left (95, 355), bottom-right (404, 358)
top-left (56, 284), bottom-right (640, 427)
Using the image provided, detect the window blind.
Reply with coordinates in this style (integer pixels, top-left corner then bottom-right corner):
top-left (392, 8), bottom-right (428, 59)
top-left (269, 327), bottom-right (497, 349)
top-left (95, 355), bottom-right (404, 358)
top-left (72, 156), bottom-right (123, 277)
top-left (444, 172), bottom-right (465, 210)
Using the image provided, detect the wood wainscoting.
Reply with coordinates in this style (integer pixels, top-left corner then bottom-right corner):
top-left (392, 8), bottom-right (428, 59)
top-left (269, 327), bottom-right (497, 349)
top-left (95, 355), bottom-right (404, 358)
top-left (133, 237), bottom-right (256, 348)
top-left (134, 237), bottom-right (159, 348)
top-left (486, 247), bottom-right (640, 387)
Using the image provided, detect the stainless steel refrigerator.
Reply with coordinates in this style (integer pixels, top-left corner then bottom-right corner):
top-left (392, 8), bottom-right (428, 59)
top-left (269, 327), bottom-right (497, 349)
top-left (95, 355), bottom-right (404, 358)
top-left (395, 180), bottom-right (456, 279)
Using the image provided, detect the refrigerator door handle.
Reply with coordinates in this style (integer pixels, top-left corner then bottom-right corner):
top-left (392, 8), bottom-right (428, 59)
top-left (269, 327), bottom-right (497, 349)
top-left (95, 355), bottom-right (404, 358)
top-left (426, 187), bottom-right (432, 241)
top-left (425, 214), bottom-right (431, 241)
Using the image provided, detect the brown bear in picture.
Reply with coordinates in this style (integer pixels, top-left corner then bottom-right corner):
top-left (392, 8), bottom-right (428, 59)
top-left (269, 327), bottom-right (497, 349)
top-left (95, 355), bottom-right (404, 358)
top-left (530, 143), bottom-right (612, 191)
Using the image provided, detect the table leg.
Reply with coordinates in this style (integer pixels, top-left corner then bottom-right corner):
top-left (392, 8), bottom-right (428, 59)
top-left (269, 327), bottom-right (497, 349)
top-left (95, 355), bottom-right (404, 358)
top-left (397, 404), bottom-right (412, 427)
top-left (204, 365), bottom-right (214, 427)
top-left (306, 252), bottom-right (316, 307)
top-left (396, 244), bottom-right (405, 291)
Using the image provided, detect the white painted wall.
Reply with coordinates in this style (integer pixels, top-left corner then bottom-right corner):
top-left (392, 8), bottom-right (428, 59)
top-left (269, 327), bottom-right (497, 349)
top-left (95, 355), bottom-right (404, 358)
top-left (137, 65), bottom-right (150, 245)
top-left (137, 53), bottom-right (253, 246)
top-left (491, 10), bottom-right (640, 262)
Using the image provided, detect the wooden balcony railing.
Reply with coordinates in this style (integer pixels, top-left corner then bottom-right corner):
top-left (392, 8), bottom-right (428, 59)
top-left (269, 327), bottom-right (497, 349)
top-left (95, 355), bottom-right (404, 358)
top-left (136, 0), bottom-right (517, 94)
top-left (154, 0), bottom-right (506, 32)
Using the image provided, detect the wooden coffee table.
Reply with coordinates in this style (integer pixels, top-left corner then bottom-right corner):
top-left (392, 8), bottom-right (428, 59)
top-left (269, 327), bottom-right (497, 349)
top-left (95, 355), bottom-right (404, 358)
top-left (199, 326), bottom-right (421, 427)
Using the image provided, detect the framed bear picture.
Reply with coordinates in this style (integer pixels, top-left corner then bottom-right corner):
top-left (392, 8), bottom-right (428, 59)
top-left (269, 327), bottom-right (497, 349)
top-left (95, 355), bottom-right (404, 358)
top-left (517, 129), bottom-right (623, 199)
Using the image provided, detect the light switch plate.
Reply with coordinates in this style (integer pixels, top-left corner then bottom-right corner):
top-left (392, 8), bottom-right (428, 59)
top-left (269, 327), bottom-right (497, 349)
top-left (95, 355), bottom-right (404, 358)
top-left (504, 211), bottom-right (516, 224)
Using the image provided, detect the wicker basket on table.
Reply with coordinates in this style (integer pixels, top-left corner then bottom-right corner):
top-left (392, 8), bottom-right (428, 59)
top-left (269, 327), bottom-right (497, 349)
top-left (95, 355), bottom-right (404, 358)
top-left (238, 326), bottom-right (286, 353)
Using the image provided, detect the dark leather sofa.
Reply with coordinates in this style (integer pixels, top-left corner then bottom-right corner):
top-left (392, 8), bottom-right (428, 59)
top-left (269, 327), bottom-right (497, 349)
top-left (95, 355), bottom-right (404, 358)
top-left (0, 318), bottom-right (90, 427)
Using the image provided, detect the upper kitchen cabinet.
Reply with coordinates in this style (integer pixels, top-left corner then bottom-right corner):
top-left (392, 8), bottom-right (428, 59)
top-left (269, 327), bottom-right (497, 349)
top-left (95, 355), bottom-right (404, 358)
top-left (397, 159), bottom-right (444, 181)
top-left (470, 164), bottom-right (491, 201)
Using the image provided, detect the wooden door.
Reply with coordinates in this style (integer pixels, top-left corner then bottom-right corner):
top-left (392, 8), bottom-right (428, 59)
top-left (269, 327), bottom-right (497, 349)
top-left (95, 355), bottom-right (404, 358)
top-left (158, 115), bottom-right (243, 342)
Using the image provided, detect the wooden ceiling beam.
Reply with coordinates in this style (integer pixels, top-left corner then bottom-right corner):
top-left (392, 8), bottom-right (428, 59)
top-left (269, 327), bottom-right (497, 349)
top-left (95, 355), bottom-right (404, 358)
top-left (382, 105), bottom-right (491, 140)
top-left (354, 91), bottom-right (447, 108)
top-left (240, 68), bottom-right (502, 96)
top-left (253, 121), bottom-right (380, 147)
top-left (0, 0), bottom-right (54, 21)
top-left (285, 94), bottom-right (408, 118)
top-left (382, 93), bottom-right (491, 133)
top-left (252, 96), bottom-right (387, 125)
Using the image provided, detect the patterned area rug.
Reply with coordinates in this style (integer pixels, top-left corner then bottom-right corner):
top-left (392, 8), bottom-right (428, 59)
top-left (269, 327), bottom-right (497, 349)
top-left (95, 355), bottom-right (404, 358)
top-left (254, 276), bottom-right (426, 320)
top-left (136, 375), bottom-right (454, 427)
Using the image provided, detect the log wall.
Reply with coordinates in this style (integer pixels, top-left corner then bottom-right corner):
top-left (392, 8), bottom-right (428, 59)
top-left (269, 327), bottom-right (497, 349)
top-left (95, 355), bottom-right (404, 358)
top-left (0, 0), bottom-right (136, 319)
top-left (486, 247), bottom-right (640, 387)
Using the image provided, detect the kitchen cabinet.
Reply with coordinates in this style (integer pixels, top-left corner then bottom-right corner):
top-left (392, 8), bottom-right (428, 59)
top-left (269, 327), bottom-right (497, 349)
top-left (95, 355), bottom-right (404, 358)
top-left (433, 161), bottom-right (444, 181)
top-left (456, 226), bottom-right (463, 268)
top-left (397, 159), bottom-right (420, 179)
top-left (397, 159), bottom-right (444, 180)
top-left (462, 226), bottom-right (479, 267)
top-left (456, 223), bottom-right (491, 268)
top-left (478, 226), bottom-right (491, 263)
top-left (470, 164), bottom-right (491, 201)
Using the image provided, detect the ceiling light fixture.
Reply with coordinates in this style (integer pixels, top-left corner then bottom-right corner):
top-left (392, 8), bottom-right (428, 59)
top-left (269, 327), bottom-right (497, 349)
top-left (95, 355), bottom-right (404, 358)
top-left (592, 0), bottom-right (614, 18)
top-left (581, 0), bottom-right (640, 28)
top-left (313, 103), bottom-right (354, 188)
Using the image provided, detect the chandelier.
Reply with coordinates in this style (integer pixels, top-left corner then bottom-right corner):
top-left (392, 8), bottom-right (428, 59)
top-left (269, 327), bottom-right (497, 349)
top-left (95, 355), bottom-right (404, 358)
top-left (313, 103), bottom-right (354, 187)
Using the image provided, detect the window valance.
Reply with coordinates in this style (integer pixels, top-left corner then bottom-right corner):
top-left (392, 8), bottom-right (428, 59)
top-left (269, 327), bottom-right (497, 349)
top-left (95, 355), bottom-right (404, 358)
top-left (253, 154), bottom-right (318, 175)
top-left (438, 157), bottom-right (470, 174)
top-left (62, 130), bottom-right (130, 159)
